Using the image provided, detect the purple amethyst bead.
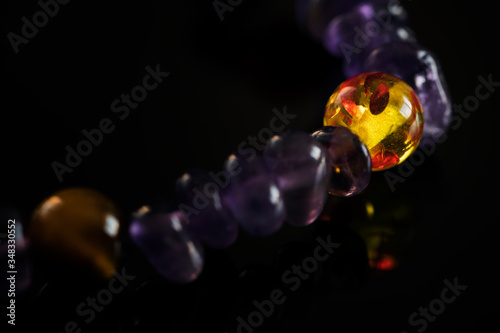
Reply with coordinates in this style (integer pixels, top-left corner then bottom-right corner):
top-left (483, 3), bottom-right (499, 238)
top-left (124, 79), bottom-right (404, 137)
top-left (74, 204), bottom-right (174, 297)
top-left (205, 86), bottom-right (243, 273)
top-left (263, 130), bottom-right (330, 226)
top-left (363, 42), bottom-right (452, 139)
top-left (222, 154), bottom-right (285, 237)
top-left (130, 210), bottom-right (204, 284)
top-left (312, 126), bottom-right (371, 197)
top-left (176, 169), bottom-right (238, 248)
top-left (322, 1), bottom-right (416, 78)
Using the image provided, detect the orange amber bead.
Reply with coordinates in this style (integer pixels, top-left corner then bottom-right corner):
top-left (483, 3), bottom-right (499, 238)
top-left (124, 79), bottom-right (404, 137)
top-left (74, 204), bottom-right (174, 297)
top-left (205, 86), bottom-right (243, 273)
top-left (324, 72), bottom-right (424, 171)
top-left (29, 188), bottom-right (121, 279)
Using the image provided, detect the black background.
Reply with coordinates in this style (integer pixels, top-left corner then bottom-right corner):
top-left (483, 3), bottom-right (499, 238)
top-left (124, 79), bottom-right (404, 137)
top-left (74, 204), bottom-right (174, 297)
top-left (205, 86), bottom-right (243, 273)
top-left (1, 0), bottom-right (499, 332)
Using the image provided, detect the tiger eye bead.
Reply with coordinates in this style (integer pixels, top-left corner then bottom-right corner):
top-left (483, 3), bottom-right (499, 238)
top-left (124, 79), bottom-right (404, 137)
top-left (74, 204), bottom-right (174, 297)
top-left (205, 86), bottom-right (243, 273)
top-left (29, 188), bottom-right (121, 280)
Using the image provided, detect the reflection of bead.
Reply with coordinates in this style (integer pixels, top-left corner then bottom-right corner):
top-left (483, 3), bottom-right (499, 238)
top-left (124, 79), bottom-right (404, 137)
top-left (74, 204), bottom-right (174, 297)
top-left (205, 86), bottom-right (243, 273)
top-left (29, 188), bottom-right (121, 279)
top-left (312, 126), bottom-right (371, 196)
top-left (130, 210), bottom-right (203, 284)
top-left (222, 154), bottom-right (285, 237)
top-left (324, 72), bottom-right (424, 171)
top-left (263, 130), bottom-right (330, 226)
top-left (340, 176), bottom-right (421, 272)
top-left (363, 42), bottom-right (451, 140)
top-left (176, 169), bottom-right (238, 248)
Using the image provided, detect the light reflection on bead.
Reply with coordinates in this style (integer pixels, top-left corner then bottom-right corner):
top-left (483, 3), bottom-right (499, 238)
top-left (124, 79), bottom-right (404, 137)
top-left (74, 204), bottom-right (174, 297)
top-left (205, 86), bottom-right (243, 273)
top-left (324, 72), bottom-right (424, 171)
top-left (222, 154), bottom-right (285, 237)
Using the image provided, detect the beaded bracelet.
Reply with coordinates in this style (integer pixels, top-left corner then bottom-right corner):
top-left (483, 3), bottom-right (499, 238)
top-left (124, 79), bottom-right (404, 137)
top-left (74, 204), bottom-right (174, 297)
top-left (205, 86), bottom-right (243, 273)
top-left (4, 0), bottom-right (451, 289)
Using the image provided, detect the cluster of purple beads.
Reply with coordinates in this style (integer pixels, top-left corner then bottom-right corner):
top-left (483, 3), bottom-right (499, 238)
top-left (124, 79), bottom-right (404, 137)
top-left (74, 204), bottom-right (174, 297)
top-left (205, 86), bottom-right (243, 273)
top-left (130, 128), bottom-right (372, 283)
top-left (130, 0), bottom-right (452, 284)
top-left (297, 0), bottom-right (452, 140)
top-left (1, 0), bottom-right (452, 296)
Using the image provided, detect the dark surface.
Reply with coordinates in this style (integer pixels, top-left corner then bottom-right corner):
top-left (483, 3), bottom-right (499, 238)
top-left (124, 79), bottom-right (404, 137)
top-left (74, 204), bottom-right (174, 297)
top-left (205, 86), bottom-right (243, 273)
top-left (1, 0), bottom-right (498, 332)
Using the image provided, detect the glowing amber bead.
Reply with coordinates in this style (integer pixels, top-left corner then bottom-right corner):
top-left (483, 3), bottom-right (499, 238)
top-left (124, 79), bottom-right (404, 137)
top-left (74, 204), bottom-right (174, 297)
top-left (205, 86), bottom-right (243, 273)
top-left (29, 188), bottom-right (121, 279)
top-left (324, 72), bottom-right (424, 170)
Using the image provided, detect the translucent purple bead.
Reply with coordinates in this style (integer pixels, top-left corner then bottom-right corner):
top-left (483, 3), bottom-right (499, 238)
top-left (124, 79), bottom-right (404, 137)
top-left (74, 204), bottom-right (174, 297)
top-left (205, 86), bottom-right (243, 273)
top-left (176, 169), bottom-right (238, 248)
top-left (263, 130), bottom-right (330, 226)
top-left (130, 210), bottom-right (204, 284)
top-left (312, 126), bottom-right (371, 197)
top-left (222, 154), bottom-right (285, 237)
top-left (322, 2), bottom-right (416, 78)
top-left (363, 42), bottom-right (452, 139)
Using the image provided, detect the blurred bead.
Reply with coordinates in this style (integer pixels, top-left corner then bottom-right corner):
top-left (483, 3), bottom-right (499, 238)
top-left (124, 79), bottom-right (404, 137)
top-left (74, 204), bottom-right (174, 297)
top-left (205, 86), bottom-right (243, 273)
top-left (263, 130), bottom-right (330, 226)
top-left (222, 154), bottom-right (285, 237)
top-left (343, 26), bottom-right (416, 78)
top-left (176, 169), bottom-right (238, 248)
top-left (312, 126), bottom-right (371, 196)
top-left (324, 72), bottom-right (424, 170)
top-left (322, 2), bottom-right (416, 78)
top-left (296, 0), bottom-right (387, 41)
top-left (29, 188), bottom-right (121, 280)
top-left (363, 42), bottom-right (452, 139)
top-left (130, 210), bottom-right (203, 284)
top-left (323, 2), bottom-right (409, 57)
top-left (1, 206), bottom-right (31, 294)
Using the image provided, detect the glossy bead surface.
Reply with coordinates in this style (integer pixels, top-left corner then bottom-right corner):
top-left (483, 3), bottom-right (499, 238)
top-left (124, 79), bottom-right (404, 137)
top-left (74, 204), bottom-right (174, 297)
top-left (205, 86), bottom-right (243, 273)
top-left (176, 169), bottom-right (238, 248)
top-left (29, 188), bottom-right (121, 279)
top-left (130, 210), bottom-right (203, 284)
top-left (324, 72), bottom-right (424, 171)
top-left (222, 154), bottom-right (285, 237)
top-left (312, 126), bottom-right (371, 196)
top-left (263, 130), bottom-right (330, 226)
top-left (363, 42), bottom-right (451, 140)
